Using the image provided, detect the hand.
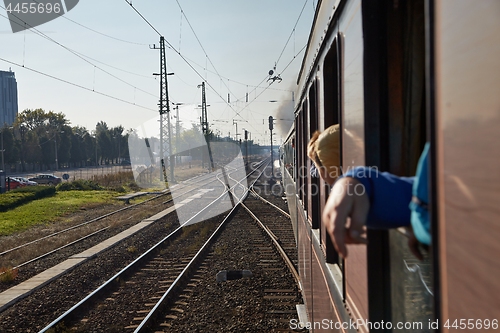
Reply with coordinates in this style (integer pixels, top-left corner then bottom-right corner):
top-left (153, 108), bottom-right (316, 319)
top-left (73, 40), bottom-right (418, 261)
top-left (322, 177), bottom-right (369, 258)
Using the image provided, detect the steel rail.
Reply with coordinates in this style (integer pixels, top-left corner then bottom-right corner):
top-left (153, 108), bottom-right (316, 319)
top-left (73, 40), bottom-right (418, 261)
top-left (240, 202), bottom-right (301, 291)
top-left (249, 188), bottom-right (291, 219)
top-left (0, 190), bottom-right (170, 257)
top-left (133, 161), bottom-right (269, 332)
top-left (38, 159), bottom-right (270, 333)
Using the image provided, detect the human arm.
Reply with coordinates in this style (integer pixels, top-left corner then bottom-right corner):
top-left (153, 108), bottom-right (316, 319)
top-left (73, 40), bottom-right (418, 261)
top-left (322, 177), bottom-right (369, 258)
top-left (322, 167), bottom-right (414, 258)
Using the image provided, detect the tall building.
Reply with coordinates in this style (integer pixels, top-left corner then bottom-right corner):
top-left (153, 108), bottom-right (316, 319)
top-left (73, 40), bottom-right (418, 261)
top-left (0, 69), bottom-right (18, 126)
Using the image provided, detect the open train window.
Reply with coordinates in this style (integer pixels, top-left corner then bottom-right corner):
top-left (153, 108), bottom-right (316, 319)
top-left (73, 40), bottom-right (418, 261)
top-left (387, 0), bottom-right (432, 327)
top-left (321, 37), bottom-right (341, 265)
top-left (296, 108), bottom-right (304, 205)
top-left (301, 100), bottom-right (308, 214)
top-left (363, 0), bottom-right (431, 326)
top-left (308, 80), bottom-right (320, 229)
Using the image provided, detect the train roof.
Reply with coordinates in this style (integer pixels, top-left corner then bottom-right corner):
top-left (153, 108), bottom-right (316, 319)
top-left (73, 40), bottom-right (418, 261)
top-left (296, 0), bottom-right (341, 112)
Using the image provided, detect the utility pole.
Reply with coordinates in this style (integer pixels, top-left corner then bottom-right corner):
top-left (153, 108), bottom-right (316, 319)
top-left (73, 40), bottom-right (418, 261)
top-left (233, 120), bottom-right (238, 141)
top-left (198, 82), bottom-right (214, 170)
top-left (269, 116), bottom-right (274, 178)
top-left (152, 36), bottom-right (175, 184)
top-left (198, 82), bottom-right (208, 135)
top-left (95, 135), bottom-right (98, 166)
top-left (244, 130), bottom-right (248, 163)
top-left (173, 103), bottom-right (182, 165)
top-left (54, 135), bottom-right (58, 171)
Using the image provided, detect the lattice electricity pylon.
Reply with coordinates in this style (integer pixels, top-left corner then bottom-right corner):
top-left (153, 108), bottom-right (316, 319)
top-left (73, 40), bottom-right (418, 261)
top-left (197, 81), bottom-right (214, 171)
top-left (156, 36), bottom-right (175, 184)
top-left (198, 81), bottom-right (208, 135)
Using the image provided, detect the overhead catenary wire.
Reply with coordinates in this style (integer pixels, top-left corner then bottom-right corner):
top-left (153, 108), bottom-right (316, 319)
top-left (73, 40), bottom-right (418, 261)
top-left (0, 57), bottom-right (157, 113)
top-left (124, 0), bottom-right (298, 123)
top-left (27, 0), bottom-right (148, 45)
top-left (174, 0), bottom-right (238, 103)
top-left (0, 9), bottom-right (158, 99)
top-left (123, 0), bottom-right (162, 36)
top-left (234, 44), bottom-right (306, 116)
top-left (123, 1), bottom-right (309, 142)
top-left (124, 0), bottom-right (236, 114)
top-left (274, 0), bottom-right (309, 69)
top-left (61, 15), bottom-right (149, 46)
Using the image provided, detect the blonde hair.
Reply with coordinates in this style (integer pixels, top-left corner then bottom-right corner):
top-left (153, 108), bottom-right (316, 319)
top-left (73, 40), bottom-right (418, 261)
top-left (308, 124), bottom-right (340, 178)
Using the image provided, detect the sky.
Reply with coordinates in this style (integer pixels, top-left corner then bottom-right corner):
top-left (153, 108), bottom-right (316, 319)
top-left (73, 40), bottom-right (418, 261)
top-left (0, 0), bottom-right (316, 145)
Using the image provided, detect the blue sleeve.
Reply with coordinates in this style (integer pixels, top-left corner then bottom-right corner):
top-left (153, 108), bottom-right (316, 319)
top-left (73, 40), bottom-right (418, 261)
top-left (342, 167), bottom-right (414, 229)
top-left (409, 143), bottom-right (431, 245)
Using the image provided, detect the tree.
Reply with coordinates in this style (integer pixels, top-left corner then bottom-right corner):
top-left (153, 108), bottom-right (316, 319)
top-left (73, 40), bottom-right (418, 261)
top-left (2, 126), bottom-right (18, 165)
top-left (111, 125), bottom-right (124, 163)
top-left (95, 121), bottom-right (112, 164)
top-left (14, 109), bottom-right (70, 170)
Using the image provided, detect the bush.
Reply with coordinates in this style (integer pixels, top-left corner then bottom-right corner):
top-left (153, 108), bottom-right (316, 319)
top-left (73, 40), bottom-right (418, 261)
top-left (0, 186), bottom-right (56, 212)
top-left (56, 179), bottom-right (103, 191)
top-left (108, 185), bottom-right (126, 193)
top-left (14, 185), bottom-right (56, 198)
top-left (0, 267), bottom-right (18, 284)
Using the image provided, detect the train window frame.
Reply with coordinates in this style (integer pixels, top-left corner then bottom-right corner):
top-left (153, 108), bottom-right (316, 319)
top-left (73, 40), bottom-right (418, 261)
top-left (301, 100), bottom-right (308, 214)
top-left (361, 0), bottom-right (432, 327)
top-left (308, 79), bottom-right (321, 229)
top-left (321, 35), bottom-right (341, 265)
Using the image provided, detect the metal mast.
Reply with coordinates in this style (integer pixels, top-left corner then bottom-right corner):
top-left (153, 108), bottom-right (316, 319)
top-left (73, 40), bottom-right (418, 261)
top-left (157, 36), bottom-right (175, 184)
top-left (198, 82), bottom-right (208, 135)
top-left (198, 81), bottom-right (214, 170)
top-left (269, 116), bottom-right (274, 178)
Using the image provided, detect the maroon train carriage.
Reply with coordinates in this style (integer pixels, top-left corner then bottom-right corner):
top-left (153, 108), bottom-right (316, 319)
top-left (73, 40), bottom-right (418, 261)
top-left (281, 0), bottom-right (500, 332)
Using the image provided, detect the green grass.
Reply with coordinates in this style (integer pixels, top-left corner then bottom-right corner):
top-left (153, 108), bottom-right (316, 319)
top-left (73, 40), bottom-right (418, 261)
top-left (0, 190), bottom-right (117, 236)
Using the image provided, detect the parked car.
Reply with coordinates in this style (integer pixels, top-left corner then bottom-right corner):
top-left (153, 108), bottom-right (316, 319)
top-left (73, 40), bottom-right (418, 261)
top-left (28, 174), bottom-right (62, 185)
top-left (12, 176), bottom-right (38, 186)
top-left (6, 177), bottom-right (27, 190)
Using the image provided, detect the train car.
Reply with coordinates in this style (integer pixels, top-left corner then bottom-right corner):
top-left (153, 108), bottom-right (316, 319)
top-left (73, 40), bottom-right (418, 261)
top-left (281, 0), bottom-right (500, 332)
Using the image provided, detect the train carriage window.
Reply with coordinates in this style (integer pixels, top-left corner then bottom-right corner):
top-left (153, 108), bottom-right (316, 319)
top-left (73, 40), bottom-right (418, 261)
top-left (363, 0), bottom-right (432, 326)
top-left (319, 37), bottom-right (342, 265)
top-left (296, 110), bottom-right (304, 203)
top-left (297, 107), bottom-right (308, 210)
top-left (308, 80), bottom-right (320, 229)
top-left (386, 0), bottom-right (432, 326)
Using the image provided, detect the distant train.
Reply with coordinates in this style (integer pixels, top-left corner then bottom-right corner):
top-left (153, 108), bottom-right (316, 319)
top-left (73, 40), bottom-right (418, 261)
top-left (281, 0), bottom-right (500, 332)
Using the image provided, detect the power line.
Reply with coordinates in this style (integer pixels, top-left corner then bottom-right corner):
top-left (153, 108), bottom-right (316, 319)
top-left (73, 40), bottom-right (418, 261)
top-left (61, 16), bottom-right (149, 46)
top-left (231, 44), bottom-right (306, 119)
top-left (70, 49), bottom-right (155, 79)
top-left (174, 0), bottom-right (238, 102)
top-left (0, 9), bottom-right (158, 99)
top-left (26, 0), bottom-right (149, 46)
top-left (123, 0), bottom-right (161, 36)
top-left (122, 1), bottom-right (304, 137)
top-left (275, 0), bottom-right (310, 68)
top-left (123, 1), bottom-right (242, 115)
top-left (0, 57), bottom-right (156, 112)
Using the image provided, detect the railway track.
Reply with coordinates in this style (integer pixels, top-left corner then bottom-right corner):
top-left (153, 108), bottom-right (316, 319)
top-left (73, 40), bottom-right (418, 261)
top-left (0, 161), bottom-right (262, 293)
top-left (0, 159), bottom-right (302, 332)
